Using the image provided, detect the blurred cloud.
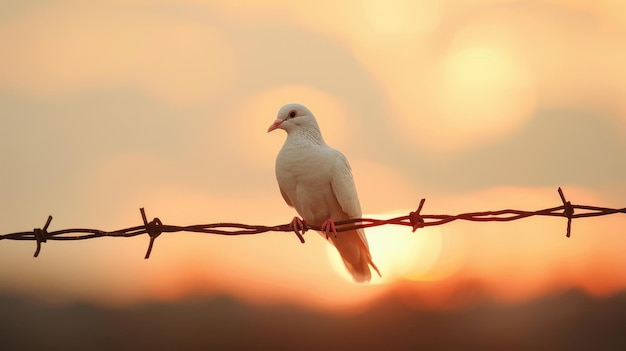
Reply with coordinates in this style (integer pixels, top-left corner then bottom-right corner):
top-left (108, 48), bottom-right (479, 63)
top-left (0, 2), bottom-right (237, 106)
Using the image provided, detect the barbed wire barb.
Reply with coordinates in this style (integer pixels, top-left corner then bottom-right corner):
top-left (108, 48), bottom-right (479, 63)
top-left (32, 215), bottom-right (53, 258)
top-left (140, 208), bottom-right (163, 259)
top-left (409, 198), bottom-right (426, 232)
top-left (1, 187), bottom-right (625, 258)
top-left (558, 187), bottom-right (574, 237)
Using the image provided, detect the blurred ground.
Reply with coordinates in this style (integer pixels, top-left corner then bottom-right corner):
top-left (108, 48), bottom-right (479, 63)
top-left (2, 287), bottom-right (625, 351)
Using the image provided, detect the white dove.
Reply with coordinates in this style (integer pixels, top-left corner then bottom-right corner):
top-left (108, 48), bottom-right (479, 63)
top-left (267, 103), bottom-right (380, 283)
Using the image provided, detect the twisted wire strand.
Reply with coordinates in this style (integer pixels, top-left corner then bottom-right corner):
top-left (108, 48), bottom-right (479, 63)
top-left (1, 188), bottom-right (624, 258)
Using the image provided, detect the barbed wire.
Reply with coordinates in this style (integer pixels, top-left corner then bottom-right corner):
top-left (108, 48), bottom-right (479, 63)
top-left (1, 188), bottom-right (624, 258)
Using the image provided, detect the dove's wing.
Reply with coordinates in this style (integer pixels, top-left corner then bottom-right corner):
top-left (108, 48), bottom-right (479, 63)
top-left (327, 151), bottom-right (379, 280)
top-left (330, 153), bottom-right (362, 219)
top-left (330, 152), bottom-right (372, 250)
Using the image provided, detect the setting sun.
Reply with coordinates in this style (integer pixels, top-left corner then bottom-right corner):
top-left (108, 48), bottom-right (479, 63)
top-left (326, 214), bottom-right (447, 285)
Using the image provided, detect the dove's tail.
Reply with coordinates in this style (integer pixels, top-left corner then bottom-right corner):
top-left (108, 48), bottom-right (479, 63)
top-left (328, 228), bottom-right (381, 283)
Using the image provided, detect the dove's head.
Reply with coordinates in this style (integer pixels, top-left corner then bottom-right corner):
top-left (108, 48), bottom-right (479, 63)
top-left (267, 103), bottom-right (320, 134)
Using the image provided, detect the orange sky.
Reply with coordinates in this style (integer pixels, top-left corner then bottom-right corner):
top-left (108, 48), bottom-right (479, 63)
top-left (1, 0), bottom-right (625, 314)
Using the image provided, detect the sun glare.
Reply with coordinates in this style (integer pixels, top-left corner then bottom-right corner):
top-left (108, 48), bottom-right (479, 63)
top-left (382, 18), bottom-right (538, 152)
top-left (433, 43), bottom-right (535, 142)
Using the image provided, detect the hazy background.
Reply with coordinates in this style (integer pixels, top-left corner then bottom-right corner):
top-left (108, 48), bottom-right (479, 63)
top-left (1, 0), bottom-right (625, 349)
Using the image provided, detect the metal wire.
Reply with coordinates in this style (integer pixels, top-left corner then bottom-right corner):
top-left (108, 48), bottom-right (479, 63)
top-left (1, 188), bottom-right (624, 258)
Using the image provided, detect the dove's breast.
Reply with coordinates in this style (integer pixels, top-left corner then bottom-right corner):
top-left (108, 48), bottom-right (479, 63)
top-left (275, 143), bottom-right (346, 225)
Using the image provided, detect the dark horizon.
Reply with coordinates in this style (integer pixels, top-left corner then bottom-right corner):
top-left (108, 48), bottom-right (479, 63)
top-left (2, 287), bottom-right (625, 350)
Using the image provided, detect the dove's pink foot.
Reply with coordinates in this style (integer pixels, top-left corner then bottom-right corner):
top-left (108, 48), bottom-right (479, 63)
top-left (290, 217), bottom-right (306, 243)
top-left (320, 218), bottom-right (337, 239)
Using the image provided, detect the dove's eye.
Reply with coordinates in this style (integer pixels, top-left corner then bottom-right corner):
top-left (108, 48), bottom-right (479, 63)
top-left (288, 110), bottom-right (297, 118)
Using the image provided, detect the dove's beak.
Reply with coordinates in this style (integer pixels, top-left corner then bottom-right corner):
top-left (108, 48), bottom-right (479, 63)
top-left (267, 119), bottom-right (284, 133)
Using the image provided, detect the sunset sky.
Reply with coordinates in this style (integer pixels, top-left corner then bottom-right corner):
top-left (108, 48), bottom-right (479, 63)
top-left (1, 0), bottom-right (626, 320)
